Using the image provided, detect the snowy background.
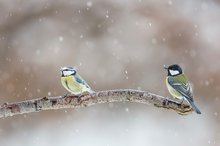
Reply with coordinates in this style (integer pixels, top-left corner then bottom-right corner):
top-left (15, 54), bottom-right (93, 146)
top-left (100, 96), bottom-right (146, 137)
top-left (0, 0), bottom-right (219, 145)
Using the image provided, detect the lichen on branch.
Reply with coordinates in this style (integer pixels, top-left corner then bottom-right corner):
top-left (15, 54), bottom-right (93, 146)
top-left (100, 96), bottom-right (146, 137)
top-left (0, 89), bottom-right (193, 118)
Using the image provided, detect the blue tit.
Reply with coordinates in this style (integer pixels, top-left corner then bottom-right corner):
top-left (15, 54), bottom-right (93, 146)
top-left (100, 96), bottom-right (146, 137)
top-left (60, 67), bottom-right (93, 95)
top-left (164, 64), bottom-right (201, 114)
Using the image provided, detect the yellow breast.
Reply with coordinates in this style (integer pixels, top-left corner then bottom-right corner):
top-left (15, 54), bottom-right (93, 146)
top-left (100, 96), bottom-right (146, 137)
top-left (166, 77), bottom-right (183, 100)
top-left (61, 76), bottom-right (90, 94)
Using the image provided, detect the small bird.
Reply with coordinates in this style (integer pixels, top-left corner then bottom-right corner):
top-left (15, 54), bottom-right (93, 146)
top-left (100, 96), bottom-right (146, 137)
top-left (164, 64), bottom-right (201, 114)
top-left (60, 66), bottom-right (93, 95)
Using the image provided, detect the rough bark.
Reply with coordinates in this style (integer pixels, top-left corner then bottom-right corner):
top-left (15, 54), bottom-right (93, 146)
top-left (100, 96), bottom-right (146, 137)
top-left (0, 89), bottom-right (193, 118)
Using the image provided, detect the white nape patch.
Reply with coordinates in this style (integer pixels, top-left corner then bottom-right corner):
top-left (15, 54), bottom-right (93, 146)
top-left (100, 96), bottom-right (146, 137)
top-left (63, 70), bottom-right (75, 76)
top-left (169, 70), bottom-right (180, 76)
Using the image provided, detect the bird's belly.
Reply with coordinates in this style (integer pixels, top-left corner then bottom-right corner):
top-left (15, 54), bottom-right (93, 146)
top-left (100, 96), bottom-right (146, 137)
top-left (61, 77), bottom-right (80, 94)
top-left (166, 80), bottom-right (183, 100)
top-left (61, 76), bottom-right (90, 94)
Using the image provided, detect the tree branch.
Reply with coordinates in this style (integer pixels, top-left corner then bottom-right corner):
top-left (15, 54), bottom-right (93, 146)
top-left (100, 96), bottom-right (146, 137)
top-left (0, 89), bottom-right (193, 118)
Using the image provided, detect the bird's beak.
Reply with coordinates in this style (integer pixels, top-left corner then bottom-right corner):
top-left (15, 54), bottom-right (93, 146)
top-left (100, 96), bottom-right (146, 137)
top-left (163, 65), bottom-right (168, 70)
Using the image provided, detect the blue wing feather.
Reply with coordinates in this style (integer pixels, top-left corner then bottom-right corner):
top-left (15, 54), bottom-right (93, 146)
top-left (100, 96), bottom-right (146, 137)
top-left (75, 76), bottom-right (83, 84)
top-left (75, 74), bottom-right (91, 89)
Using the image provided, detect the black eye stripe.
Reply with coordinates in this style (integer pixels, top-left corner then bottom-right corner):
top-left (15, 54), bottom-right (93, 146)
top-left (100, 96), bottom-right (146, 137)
top-left (63, 69), bottom-right (75, 71)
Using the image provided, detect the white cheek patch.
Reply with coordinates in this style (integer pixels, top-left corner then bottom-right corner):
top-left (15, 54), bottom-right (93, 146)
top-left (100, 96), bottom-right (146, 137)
top-left (169, 70), bottom-right (180, 76)
top-left (63, 70), bottom-right (75, 76)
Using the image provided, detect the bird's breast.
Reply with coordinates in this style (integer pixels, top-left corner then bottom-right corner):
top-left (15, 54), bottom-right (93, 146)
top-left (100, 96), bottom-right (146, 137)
top-left (166, 77), bottom-right (183, 100)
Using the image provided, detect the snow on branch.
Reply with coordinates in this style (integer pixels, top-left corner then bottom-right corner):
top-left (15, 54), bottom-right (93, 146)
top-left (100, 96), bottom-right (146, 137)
top-left (0, 89), bottom-right (193, 118)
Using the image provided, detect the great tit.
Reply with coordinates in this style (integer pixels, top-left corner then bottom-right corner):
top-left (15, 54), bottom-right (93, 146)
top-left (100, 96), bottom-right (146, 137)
top-left (60, 67), bottom-right (93, 95)
top-left (164, 64), bottom-right (201, 114)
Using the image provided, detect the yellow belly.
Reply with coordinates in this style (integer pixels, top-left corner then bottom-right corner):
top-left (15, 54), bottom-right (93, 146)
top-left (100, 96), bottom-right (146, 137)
top-left (61, 76), bottom-right (91, 94)
top-left (166, 77), bottom-right (183, 100)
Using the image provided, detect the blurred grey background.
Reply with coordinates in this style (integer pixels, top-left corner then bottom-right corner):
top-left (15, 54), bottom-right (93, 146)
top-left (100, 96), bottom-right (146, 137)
top-left (0, 0), bottom-right (219, 145)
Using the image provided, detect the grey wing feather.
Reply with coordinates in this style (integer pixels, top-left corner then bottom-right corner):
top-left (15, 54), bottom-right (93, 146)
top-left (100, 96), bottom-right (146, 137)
top-left (75, 75), bottom-right (83, 84)
top-left (75, 74), bottom-right (91, 88)
top-left (168, 77), bottom-right (194, 102)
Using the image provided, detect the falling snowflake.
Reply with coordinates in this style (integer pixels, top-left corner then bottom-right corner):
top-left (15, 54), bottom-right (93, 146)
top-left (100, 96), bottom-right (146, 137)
top-left (59, 36), bottom-right (63, 42)
top-left (48, 92), bottom-right (51, 96)
top-left (86, 1), bottom-right (93, 7)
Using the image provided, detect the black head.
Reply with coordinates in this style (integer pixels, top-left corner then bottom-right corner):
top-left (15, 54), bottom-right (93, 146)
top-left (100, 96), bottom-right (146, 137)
top-left (164, 64), bottom-right (183, 76)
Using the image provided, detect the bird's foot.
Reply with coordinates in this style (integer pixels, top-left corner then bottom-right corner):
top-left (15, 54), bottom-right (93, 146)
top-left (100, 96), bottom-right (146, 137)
top-left (77, 91), bottom-right (93, 103)
top-left (63, 93), bottom-right (79, 99)
top-left (63, 93), bottom-right (70, 98)
top-left (82, 91), bottom-right (93, 95)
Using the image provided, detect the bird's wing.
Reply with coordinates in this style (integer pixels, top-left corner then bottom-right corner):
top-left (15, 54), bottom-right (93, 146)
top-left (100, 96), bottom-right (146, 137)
top-left (168, 74), bottom-right (194, 102)
top-left (75, 74), bottom-right (91, 88)
top-left (75, 75), bottom-right (83, 84)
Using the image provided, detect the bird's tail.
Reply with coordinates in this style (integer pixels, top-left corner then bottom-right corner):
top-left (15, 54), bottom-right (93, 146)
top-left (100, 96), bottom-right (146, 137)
top-left (187, 99), bottom-right (201, 114)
